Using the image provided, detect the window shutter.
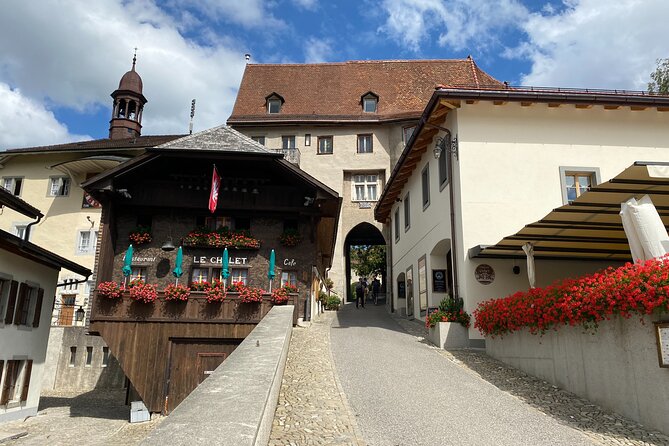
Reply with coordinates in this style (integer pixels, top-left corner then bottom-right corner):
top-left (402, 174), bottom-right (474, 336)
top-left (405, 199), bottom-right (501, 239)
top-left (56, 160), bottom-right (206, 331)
top-left (14, 283), bottom-right (27, 326)
top-left (4, 281), bottom-right (18, 325)
top-left (0, 361), bottom-right (14, 405)
top-left (20, 360), bottom-right (33, 402)
top-left (32, 289), bottom-right (44, 328)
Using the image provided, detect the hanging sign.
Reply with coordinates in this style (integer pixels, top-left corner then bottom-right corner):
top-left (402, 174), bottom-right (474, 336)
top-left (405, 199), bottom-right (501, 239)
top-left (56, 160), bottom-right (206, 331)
top-left (474, 264), bottom-right (495, 285)
top-left (283, 259), bottom-right (297, 266)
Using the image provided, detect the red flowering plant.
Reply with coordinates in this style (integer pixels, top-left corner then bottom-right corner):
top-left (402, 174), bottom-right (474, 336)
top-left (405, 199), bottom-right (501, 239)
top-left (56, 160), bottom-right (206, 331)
top-left (128, 281), bottom-right (158, 303)
top-left (97, 281), bottom-right (122, 299)
top-left (238, 283), bottom-right (265, 303)
top-left (205, 280), bottom-right (226, 303)
top-left (190, 281), bottom-right (211, 292)
top-left (183, 227), bottom-right (260, 249)
top-left (271, 284), bottom-right (298, 305)
top-left (425, 296), bottom-right (471, 328)
top-left (279, 229), bottom-right (301, 247)
top-left (163, 284), bottom-right (190, 302)
top-left (474, 257), bottom-right (669, 338)
top-left (128, 226), bottom-right (152, 245)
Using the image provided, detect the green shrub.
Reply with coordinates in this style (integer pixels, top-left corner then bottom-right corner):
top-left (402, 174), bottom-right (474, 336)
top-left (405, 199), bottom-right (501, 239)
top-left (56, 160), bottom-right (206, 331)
top-left (324, 295), bottom-right (341, 310)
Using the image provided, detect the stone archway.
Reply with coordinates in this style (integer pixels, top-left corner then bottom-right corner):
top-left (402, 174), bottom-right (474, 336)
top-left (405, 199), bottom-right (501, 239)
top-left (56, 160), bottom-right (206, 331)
top-left (344, 222), bottom-right (386, 303)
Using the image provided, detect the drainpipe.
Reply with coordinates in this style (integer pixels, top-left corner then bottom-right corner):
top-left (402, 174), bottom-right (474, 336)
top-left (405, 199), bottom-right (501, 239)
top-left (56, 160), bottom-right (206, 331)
top-left (24, 214), bottom-right (42, 242)
top-left (425, 123), bottom-right (460, 302)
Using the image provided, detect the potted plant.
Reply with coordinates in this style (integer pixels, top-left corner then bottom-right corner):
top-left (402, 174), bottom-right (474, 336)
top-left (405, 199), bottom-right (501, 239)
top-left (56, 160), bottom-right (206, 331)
top-left (183, 227), bottom-right (261, 249)
top-left (271, 284), bottom-right (297, 305)
top-left (97, 281), bottom-right (122, 299)
top-left (163, 283), bottom-right (191, 302)
top-left (205, 281), bottom-right (226, 303)
top-left (128, 281), bottom-right (158, 303)
top-left (425, 296), bottom-right (470, 349)
top-left (279, 229), bottom-right (301, 247)
top-left (128, 226), bottom-right (152, 245)
top-left (238, 283), bottom-right (264, 303)
top-left (324, 294), bottom-right (341, 310)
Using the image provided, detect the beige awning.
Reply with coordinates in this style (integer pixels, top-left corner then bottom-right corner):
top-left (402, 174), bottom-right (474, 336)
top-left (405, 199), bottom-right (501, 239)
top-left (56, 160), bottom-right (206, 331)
top-left (50, 155), bottom-right (130, 176)
top-left (471, 162), bottom-right (669, 262)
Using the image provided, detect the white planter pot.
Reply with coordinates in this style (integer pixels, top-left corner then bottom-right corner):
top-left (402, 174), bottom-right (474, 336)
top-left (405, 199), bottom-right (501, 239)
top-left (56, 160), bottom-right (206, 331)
top-left (427, 321), bottom-right (469, 349)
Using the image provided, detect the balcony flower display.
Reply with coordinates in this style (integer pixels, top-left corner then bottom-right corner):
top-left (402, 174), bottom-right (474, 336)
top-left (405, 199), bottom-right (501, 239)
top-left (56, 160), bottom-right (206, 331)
top-left (204, 280), bottom-right (226, 303)
top-left (238, 283), bottom-right (264, 303)
top-left (474, 257), bottom-right (669, 337)
top-left (163, 283), bottom-right (191, 302)
top-left (279, 229), bottom-right (301, 247)
top-left (271, 284), bottom-right (297, 305)
top-left (97, 281), bottom-right (122, 299)
top-left (128, 281), bottom-right (158, 304)
top-left (183, 227), bottom-right (260, 249)
top-left (128, 226), bottom-right (152, 245)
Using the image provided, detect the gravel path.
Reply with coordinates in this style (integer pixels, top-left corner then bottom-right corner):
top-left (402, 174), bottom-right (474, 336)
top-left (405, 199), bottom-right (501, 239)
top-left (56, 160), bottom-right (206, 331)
top-left (330, 302), bottom-right (597, 446)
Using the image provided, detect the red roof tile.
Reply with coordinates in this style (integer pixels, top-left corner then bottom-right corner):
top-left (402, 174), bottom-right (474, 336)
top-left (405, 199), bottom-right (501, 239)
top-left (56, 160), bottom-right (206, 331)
top-left (228, 59), bottom-right (502, 123)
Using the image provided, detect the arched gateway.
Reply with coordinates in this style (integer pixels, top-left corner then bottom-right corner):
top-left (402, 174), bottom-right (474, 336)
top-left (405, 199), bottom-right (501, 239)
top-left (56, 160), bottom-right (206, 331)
top-left (344, 222), bottom-right (387, 304)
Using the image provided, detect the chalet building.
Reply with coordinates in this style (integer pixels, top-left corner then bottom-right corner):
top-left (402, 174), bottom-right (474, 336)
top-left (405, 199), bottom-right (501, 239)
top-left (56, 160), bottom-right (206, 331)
top-left (227, 58), bottom-right (502, 304)
top-left (0, 57), bottom-right (184, 392)
top-left (83, 125), bottom-right (341, 413)
top-left (0, 188), bottom-right (89, 423)
top-left (374, 85), bottom-right (669, 346)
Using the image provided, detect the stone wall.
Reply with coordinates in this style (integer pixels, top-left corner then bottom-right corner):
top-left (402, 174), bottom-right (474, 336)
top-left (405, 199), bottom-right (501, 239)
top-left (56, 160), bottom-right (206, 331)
top-left (486, 313), bottom-right (669, 435)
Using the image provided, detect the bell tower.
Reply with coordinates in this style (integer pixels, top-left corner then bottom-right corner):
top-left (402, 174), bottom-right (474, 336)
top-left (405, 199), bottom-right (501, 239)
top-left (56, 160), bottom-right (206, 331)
top-left (109, 52), bottom-right (147, 140)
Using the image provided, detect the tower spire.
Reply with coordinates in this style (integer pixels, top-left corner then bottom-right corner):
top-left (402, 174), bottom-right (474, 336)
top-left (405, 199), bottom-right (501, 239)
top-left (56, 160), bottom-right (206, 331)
top-left (132, 47), bottom-right (137, 71)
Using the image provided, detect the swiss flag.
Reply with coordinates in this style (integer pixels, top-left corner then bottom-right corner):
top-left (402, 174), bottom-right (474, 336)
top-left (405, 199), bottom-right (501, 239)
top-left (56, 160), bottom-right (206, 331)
top-left (208, 165), bottom-right (221, 213)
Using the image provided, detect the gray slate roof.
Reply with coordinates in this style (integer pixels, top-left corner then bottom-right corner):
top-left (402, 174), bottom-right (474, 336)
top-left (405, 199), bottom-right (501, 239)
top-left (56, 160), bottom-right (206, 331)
top-left (154, 125), bottom-right (273, 154)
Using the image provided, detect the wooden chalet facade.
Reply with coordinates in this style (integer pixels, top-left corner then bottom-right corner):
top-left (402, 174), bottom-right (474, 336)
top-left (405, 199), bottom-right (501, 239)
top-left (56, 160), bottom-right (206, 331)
top-left (83, 125), bottom-right (341, 413)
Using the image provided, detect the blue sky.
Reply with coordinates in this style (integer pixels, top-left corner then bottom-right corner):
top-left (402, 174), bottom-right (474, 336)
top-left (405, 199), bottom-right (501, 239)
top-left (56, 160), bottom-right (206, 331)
top-left (0, 0), bottom-right (667, 149)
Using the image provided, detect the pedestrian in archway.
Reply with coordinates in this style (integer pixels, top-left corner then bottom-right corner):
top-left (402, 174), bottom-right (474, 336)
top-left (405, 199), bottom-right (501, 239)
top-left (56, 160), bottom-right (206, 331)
top-left (355, 277), bottom-right (366, 308)
top-left (371, 276), bottom-right (380, 305)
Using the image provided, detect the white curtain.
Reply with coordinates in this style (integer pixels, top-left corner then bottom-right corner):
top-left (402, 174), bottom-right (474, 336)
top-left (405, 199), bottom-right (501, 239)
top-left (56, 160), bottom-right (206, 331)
top-left (620, 195), bottom-right (669, 262)
top-left (522, 242), bottom-right (536, 288)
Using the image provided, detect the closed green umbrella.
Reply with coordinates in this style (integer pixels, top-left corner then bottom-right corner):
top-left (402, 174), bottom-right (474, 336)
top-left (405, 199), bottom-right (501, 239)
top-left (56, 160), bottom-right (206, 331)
top-left (222, 248), bottom-right (230, 291)
top-left (122, 244), bottom-right (133, 287)
top-left (268, 249), bottom-right (276, 292)
top-left (172, 246), bottom-right (183, 284)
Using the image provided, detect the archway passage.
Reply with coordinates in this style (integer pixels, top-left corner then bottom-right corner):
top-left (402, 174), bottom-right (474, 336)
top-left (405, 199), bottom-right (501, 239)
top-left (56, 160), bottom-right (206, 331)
top-left (344, 223), bottom-right (386, 304)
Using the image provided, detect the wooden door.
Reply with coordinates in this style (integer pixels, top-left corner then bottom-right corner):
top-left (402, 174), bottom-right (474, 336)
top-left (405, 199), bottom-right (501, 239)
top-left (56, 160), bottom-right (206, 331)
top-left (165, 338), bottom-right (240, 413)
top-left (57, 295), bottom-right (76, 326)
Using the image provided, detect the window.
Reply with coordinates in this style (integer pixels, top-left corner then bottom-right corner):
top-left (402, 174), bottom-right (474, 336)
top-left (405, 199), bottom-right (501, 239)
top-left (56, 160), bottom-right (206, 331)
top-left (2, 280), bottom-right (18, 325)
top-left (403, 126), bottom-right (416, 144)
top-left (130, 267), bottom-right (146, 282)
top-left (438, 140), bottom-right (449, 187)
top-left (357, 134), bottom-right (373, 154)
top-left (418, 256), bottom-right (428, 313)
top-left (317, 136), bottom-right (333, 154)
top-left (284, 219), bottom-right (298, 231)
top-left (421, 165), bottom-right (430, 209)
top-left (0, 360), bottom-right (32, 405)
top-left (13, 225), bottom-right (27, 240)
top-left (352, 174), bottom-right (379, 201)
top-left (2, 177), bottom-right (22, 196)
top-left (394, 209), bottom-right (400, 243)
top-left (267, 98), bottom-right (281, 114)
top-left (136, 215), bottom-right (153, 230)
top-left (281, 271), bottom-right (297, 287)
top-left (404, 193), bottom-right (411, 231)
top-left (282, 135), bottom-right (296, 149)
top-left (85, 347), bottom-right (93, 366)
top-left (191, 267), bottom-right (210, 284)
top-left (0, 278), bottom-right (10, 323)
top-left (559, 167), bottom-right (600, 205)
top-left (230, 268), bottom-right (248, 285)
top-left (102, 347), bottom-right (110, 367)
top-left (14, 283), bottom-right (43, 328)
top-left (77, 231), bottom-right (93, 254)
top-left (362, 94), bottom-right (378, 113)
top-left (251, 136), bottom-right (266, 146)
top-left (49, 176), bottom-right (71, 196)
top-left (69, 347), bottom-right (77, 367)
top-left (304, 134), bottom-right (311, 146)
top-left (202, 216), bottom-right (232, 231)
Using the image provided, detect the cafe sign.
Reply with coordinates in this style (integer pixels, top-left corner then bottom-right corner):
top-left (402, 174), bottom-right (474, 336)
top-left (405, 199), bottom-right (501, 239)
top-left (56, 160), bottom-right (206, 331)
top-left (474, 264), bottom-right (495, 285)
top-left (193, 256), bottom-right (248, 265)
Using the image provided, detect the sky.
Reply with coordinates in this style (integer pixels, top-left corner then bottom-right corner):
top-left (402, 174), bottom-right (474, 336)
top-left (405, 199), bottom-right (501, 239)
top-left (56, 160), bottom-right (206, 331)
top-left (0, 0), bottom-right (667, 150)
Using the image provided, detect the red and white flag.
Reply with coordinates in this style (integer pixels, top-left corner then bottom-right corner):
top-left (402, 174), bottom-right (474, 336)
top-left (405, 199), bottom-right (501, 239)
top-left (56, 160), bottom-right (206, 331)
top-left (208, 165), bottom-right (221, 213)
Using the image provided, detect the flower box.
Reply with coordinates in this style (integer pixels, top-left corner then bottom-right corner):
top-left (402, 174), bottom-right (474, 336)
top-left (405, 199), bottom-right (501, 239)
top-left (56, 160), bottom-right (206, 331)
top-left (182, 228), bottom-right (260, 249)
top-left (427, 321), bottom-right (469, 349)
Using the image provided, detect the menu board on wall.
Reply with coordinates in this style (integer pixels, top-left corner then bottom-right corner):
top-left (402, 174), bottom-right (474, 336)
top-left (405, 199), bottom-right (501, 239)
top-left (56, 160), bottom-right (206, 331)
top-left (655, 322), bottom-right (669, 368)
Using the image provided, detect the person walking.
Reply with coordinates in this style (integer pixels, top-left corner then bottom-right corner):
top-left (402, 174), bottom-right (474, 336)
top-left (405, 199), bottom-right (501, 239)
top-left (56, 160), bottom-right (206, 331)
top-left (371, 277), bottom-right (380, 305)
top-left (355, 277), bottom-right (366, 308)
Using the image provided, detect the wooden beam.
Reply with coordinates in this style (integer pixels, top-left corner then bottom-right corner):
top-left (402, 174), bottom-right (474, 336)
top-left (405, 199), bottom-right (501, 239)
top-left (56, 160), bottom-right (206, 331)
top-left (429, 106), bottom-right (449, 120)
top-left (604, 105), bottom-right (620, 110)
top-left (575, 104), bottom-right (592, 109)
top-left (658, 107), bottom-right (669, 112)
top-left (520, 102), bottom-right (533, 107)
top-left (630, 105), bottom-right (647, 111)
top-left (438, 99), bottom-right (460, 109)
top-left (547, 103), bottom-right (561, 108)
top-left (465, 100), bottom-right (478, 105)
top-left (493, 100), bottom-right (507, 106)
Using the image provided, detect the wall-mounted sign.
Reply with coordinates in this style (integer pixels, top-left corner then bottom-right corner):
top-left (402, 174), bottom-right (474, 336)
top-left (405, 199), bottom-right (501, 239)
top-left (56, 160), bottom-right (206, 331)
top-left (132, 256), bottom-right (156, 263)
top-left (193, 256), bottom-right (248, 265)
top-left (432, 270), bottom-right (447, 293)
top-left (474, 264), bottom-right (495, 285)
top-left (283, 258), bottom-right (297, 266)
top-left (655, 322), bottom-right (669, 368)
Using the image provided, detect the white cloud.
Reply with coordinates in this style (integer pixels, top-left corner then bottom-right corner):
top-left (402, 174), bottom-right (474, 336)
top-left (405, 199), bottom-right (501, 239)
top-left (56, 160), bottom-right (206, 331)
top-left (0, 0), bottom-right (249, 146)
top-left (378, 0), bottom-right (527, 52)
top-left (515, 0), bottom-right (669, 89)
top-left (163, 0), bottom-right (286, 29)
top-left (292, 0), bottom-right (318, 10)
top-left (0, 84), bottom-right (90, 149)
top-left (304, 38), bottom-right (333, 63)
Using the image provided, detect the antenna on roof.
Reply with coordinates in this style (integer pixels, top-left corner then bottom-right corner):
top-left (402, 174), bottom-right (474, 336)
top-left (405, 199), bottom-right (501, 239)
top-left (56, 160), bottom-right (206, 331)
top-left (189, 99), bottom-right (196, 135)
top-left (245, 53), bottom-right (251, 63)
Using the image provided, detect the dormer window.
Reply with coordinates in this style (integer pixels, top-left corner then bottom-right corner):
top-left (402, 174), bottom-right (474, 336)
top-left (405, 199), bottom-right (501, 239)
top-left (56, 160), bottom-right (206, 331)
top-left (265, 93), bottom-right (285, 114)
top-left (361, 92), bottom-right (379, 113)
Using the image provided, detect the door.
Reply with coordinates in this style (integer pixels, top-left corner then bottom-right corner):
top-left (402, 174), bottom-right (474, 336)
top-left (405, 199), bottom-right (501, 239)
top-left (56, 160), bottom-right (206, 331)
top-left (57, 295), bottom-right (76, 325)
top-left (406, 266), bottom-right (414, 318)
top-left (165, 338), bottom-right (240, 413)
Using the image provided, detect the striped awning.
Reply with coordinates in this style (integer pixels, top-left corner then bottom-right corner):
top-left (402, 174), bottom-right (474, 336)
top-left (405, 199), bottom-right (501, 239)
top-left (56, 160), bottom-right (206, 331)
top-left (470, 162), bottom-right (669, 261)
